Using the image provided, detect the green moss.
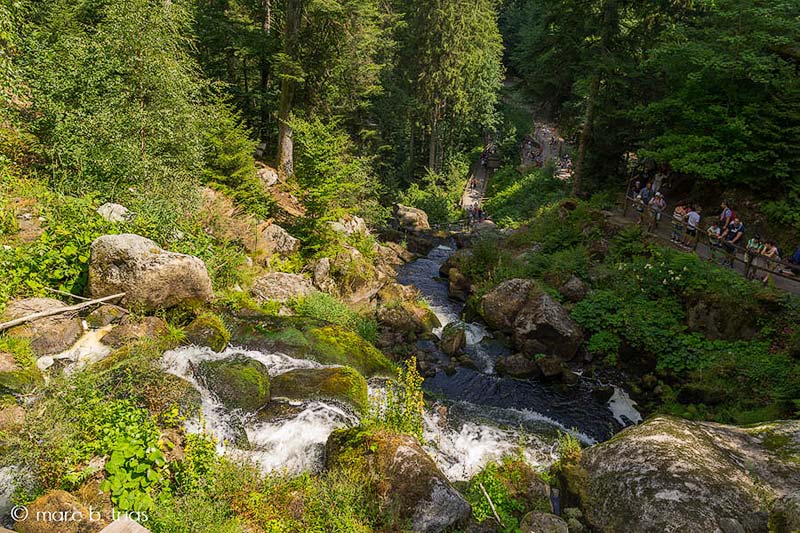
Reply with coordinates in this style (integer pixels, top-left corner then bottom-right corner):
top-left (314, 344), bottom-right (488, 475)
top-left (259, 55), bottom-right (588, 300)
top-left (0, 335), bottom-right (35, 369)
top-left (271, 367), bottom-right (368, 413)
top-left (0, 367), bottom-right (43, 395)
top-left (197, 356), bottom-right (270, 413)
top-left (183, 312), bottom-right (231, 352)
top-left (307, 326), bottom-right (394, 378)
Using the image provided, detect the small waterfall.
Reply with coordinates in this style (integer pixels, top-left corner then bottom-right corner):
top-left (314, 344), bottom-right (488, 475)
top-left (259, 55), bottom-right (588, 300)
top-left (162, 345), bottom-right (359, 475)
top-left (37, 324), bottom-right (114, 374)
top-left (607, 386), bottom-right (643, 425)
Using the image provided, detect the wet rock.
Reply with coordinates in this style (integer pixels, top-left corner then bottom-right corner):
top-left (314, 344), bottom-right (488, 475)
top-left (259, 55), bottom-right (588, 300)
top-left (536, 356), bottom-right (563, 378)
top-left (495, 353), bottom-right (540, 379)
top-left (395, 204), bottom-right (431, 231)
top-left (559, 276), bottom-right (587, 303)
top-left (85, 304), bottom-right (126, 328)
top-left (561, 369), bottom-right (579, 385)
top-left (196, 355), bottom-right (270, 413)
top-left (270, 366), bottom-right (368, 413)
top-left (183, 314), bottom-right (230, 353)
top-left (591, 385), bottom-right (615, 404)
top-left (326, 428), bottom-right (471, 532)
top-left (512, 292), bottom-right (583, 361)
top-left (101, 316), bottom-right (168, 349)
top-left (2, 298), bottom-right (83, 356)
top-left (88, 234), bottom-right (213, 312)
top-left (440, 323), bottom-right (466, 356)
top-left (439, 248), bottom-right (473, 278)
top-left (448, 268), bottom-right (472, 302)
top-left (480, 279), bottom-right (538, 332)
top-left (564, 416), bottom-right (800, 533)
top-left (96, 202), bottom-right (130, 223)
top-left (257, 223), bottom-right (300, 258)
top-left (250, 272), bottom-right (314, 304)
top-left (376, 283), bottom-right (441, 346)
top-left (520, 512), bottom-right (569, 533)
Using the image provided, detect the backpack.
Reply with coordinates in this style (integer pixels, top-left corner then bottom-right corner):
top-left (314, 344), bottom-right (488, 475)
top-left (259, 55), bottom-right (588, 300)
top-left (791, 246), bottom-right (800, 265)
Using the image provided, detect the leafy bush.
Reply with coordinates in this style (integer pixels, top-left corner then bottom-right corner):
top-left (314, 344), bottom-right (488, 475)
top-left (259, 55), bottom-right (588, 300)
top-left (291, 292), bottom-right (378, 344)
top-left (465, 461), bottom-right (526, 530)
top-left (484, 165), bottom-right (568, 227)
top-left (366, 356), bottom-right (425, 441)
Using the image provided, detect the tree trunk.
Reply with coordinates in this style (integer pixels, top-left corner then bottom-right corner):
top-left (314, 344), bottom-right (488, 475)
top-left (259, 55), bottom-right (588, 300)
top-left (259, 0), bottom-right (272, 143)
top-left (276, 0), bottom-right (301, 177)
top-left (428, 107), bottom-right (438, 172)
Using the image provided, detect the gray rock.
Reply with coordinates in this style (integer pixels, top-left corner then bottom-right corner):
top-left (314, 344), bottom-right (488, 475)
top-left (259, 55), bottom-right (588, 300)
top-left (101, 316), bottom-right (168, 349)
top-left (256, 165), bottom-right (279, 187)
top-left (495, 353), bottom-right (540, 379)
top-left (87, 234), bottom-right (213, 312)
top-left (559, 276), bottom-right (587, 303)
top-left (512, 292), bottom-right (583, 361)
top-left (395, 204), bottom-right (431, 231)
top-left (770, 493), bottom-right (800, 533)
top-left (439, 323), bottom-right (466, 356)
top-left (565, 416), bottom-right (800, 533)
top-left (520, 512), bottom-right (569, 533)
top-left (250, 272), bottom-right (314, 304)
top-left (257, 223), bottom-right (300, 258)
top-left (2, 298), bottom-right (83, 356)
top-left (85, 304), bottom-right (126, 328)
top-left (327, 215), bottom-right (368, 236)
top-left (96, 202), bottom-right (130, 223)
top-left (480, 279), bottom-right (538, 332)
top-left (311, 257), bottom-right (337, 294)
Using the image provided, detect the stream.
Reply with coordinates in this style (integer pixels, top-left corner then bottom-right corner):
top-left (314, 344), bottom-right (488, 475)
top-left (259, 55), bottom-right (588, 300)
top-left (159, 244), bottom-right (640, 483)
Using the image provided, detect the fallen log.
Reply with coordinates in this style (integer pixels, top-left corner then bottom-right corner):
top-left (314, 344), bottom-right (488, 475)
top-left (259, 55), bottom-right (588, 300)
top-left (0, 293), bottom-right (126, 332)
top-left (44, 287), bottom-right (129, 314)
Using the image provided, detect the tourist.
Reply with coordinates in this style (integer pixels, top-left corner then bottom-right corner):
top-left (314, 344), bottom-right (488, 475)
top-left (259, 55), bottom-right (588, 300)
top-left (720, 217), bottom-right (745, 267)
top-left (706, 221), bottom-right (723, 262)
top-left (789, 245), bottom-right (800, 276)
top-left (760, 240), bottom-right (780, 284)
top-left (719, 201), bottom-right (733, 229)
top-left (636, 182), bottom-right (654, 225)
top-left (682, 206), bottom-right (701, 250)
top-left (647, 191), bottom-right (667, 231)
top-left (744, 234), bottom-right (764, 280)
top-left (671, 202), bottom-right (687, 242)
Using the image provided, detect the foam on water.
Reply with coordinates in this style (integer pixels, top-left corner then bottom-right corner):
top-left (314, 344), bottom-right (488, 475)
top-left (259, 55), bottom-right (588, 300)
top-left (37, 325), bottom-right (114, 374)
top-left (608, 386), bottom-right (643, 425)
top-left (162, 345), bottom-right (359, 474)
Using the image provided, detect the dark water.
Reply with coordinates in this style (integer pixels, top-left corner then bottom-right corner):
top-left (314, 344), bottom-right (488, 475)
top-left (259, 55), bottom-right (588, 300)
top-left (398, 244), bottom-right (624, 443)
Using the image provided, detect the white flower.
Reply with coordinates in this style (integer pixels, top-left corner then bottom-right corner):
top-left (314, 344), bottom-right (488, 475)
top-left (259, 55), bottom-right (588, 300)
top-left (663, 279), bottom-right (668, 285)
top-left (645, 263), bottom-right (653, 269)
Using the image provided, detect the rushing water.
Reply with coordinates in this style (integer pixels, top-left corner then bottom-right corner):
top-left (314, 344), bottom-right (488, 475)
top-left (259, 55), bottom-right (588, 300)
top-left (398, 244), bottom-right (640, 475)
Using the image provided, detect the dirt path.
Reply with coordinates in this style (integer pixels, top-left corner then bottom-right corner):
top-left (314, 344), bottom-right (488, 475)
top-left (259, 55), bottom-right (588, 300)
top-left (461, 157), bottom-right (490, 212)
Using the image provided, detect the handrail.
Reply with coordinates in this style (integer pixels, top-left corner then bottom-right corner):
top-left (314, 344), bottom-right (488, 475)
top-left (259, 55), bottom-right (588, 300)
top-left (622, 194), bottom-right (800, 284)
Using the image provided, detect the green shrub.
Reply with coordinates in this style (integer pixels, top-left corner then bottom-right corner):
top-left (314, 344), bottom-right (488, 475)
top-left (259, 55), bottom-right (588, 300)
top-left (465, 461), bottom-right (525, 530)
top-left (366, 356), bottom-right (425, 441)
top-left (291, 292), bottom-right (378, 344)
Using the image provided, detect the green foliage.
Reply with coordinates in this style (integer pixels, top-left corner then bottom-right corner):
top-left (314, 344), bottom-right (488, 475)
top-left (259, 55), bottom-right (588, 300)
top-left (465, 461), bottom-right (525, 531)
top-left (399, 157), bottom-right (469, 225)
top-left (556, 431), bottom-right (582, 464)
top-left (366, 356), bottom-right (425, 441)
top-left (0, 335), bottom-right (35, 369)
top-left (173, 433), bottom-right (218, 495)
top-left (291, 292), bottom-right (378, 344)
top-left (484, 165), bottom-right (569, 227)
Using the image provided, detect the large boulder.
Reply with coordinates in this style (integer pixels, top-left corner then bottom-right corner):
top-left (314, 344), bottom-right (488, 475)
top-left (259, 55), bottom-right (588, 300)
top-left (256, 223), bottom-right (300, 259)
top-left (100, 316), bottom-right (168, 349)
top-left (520, 512), bottom-right (569, 533)
top-left (480, 279), bottom-right (537, 332)
top-left (495, 353), bottom-right (541, 379)
top-left (183, 313), bottom-right (230, 353)
top-left (512, 292), bottom-right (583, 361)
top-left (270, 366), bottom-right (368, 413)
top-left (376, 283), bottom-right (441, 347)
top-left (196, 355), bottom-right (270, 413)
top-left (448, 268), bottom-right (472, 302)
top-left (2, 298), bottom-right (83, 356)
top-left (87, 234), bottom-right (213, 312)
top-left (564, 416), bottom-right (800, 533)
top-left (771, 493), bottom-right (800, 533)
top-left (439, 322), bottom-right (466, 356)
top-left (250, 272), bottom-right (314, 304)
top-left (327, 429), bottom-right (471, 532)
top-left (395, 204), bottom-right (431, 231)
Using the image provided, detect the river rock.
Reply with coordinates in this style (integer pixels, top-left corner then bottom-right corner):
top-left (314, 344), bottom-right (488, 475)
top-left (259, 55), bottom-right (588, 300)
top-left (101, 316), bottom-right (168, 349)
top-left (495, 353), bottom-right (540, 379)
top-left (85, 304), bottom-right (125, 328)
top-left (395, 204), bottom-right (431, 231)
top-left (196, 355), bottom-right (270, 413)
top-left (2, 298), bottom-right (83, 356)
top-left (250, 272), bottom-right (314, 304)
top-left (384, 241), bottom-right (415, 263)
top-left (520, 512), bottom-right (569, 533)
top-left (257, 223), bottom-right (300, 258)
top-left (512, 292), bottom-right (583, 361)
top-left (480, 279), bottom-right (538, 332)
top-left (270, 366), bottom-right (368, 413)
top-left (448, 268), bottom-right (472, 302)
top-left (564, 416), bottom-right (800, 533)
top-left (439, 249), bottom-right (473, 278)
top-left (183, 314), bottom-right (230, 353)
top-left (440, 323), bottom-right (466, 356)
top-left (376, 283), bottom-right (441, 345)
top-left (15, 490), bottom-right (103, 533)
top-left (771, 493), bottom-right (800, 533)
top-left (536, 356), bottom-right (563, 378)
top-left (96, 202), bottom-right (130, 223)
top-left (326, 428), bottom-right (471, 532)
top-left (87, 234), bottom-right (213, 312)
top-left (559, 275), bottom-right (587, 303)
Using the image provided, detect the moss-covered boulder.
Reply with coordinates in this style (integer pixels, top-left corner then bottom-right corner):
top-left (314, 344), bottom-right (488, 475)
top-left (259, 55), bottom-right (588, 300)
top-left (84, 304), bottom-right (126, 328)
top-left (183, 313), bottom-right (230, 352)
top-left (196, 355), bottom-right (270, 413)
top-left (563, 416), bottom-right (800, 533)
top-left (376, 283), bottom-right (441, 348)
top-left (227, 313), bottom-right (394, 378)
top-left (2, 298), bottom-right (83, 356)
top-left (0, 351), bottom-right (42, 395)
top-left (15, 490), bottom-right (104, 533)
top-left (101, 316), bottom-right (168, 349)
top-left (439, 322), bottom-right (466, 356)
top-left (270, 367), bottom-right (368, 413)
top-left (326, 428), bottom-right (471, 533)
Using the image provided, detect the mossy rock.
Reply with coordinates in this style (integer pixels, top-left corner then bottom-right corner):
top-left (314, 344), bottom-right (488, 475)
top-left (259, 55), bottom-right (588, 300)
top-left (183, 313), bottom-right (230, 352)
top-left (270, 366), bottom-right (368, 413)
top-left (0, 361), bottom-right (43, 395)
top-left (227, 313), bottom-right (395, 378)
top-left (196, 355), bottom-right (270, 413)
